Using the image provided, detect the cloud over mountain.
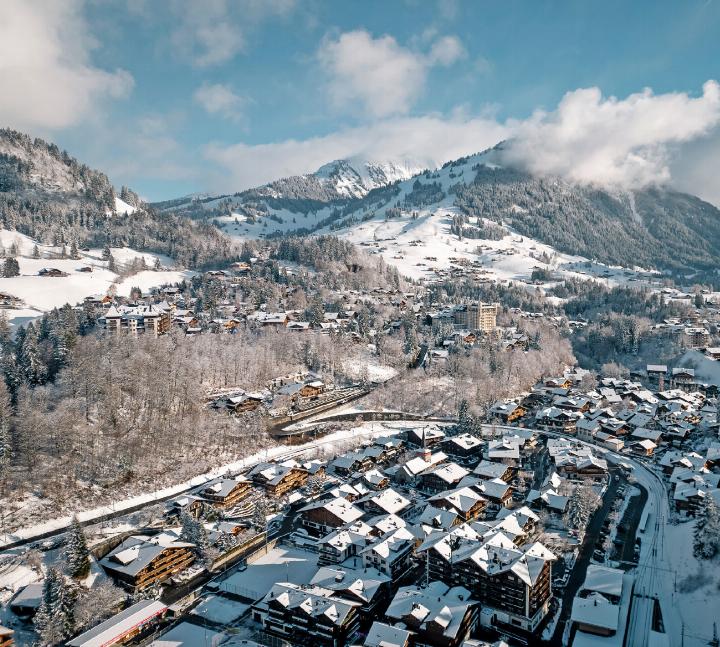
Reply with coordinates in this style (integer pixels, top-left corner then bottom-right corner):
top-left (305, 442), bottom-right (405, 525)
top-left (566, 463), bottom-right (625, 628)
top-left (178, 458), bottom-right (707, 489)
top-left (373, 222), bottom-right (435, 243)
top-left (501, 81), bottom-right (720, 190)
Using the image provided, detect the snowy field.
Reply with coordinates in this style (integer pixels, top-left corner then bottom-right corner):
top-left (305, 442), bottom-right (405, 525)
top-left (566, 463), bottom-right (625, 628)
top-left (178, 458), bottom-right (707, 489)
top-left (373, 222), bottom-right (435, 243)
top-left (0, 229), bottom-right (194, 326)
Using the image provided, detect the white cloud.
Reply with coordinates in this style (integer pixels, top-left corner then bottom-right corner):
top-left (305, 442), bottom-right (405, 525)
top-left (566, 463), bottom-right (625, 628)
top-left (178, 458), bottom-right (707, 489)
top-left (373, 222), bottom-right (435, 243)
top-left (169, 0), bottom-right (295, 68)
top-left (0, 0), bottom-right (133, 131)
top-left (501, 81), bottom-right (720, 189)
top-left (317, 30), bottom-right (466, 118)
top-left (194, 83), bottom-right (246, 121)
top-left (202, 80), bottom-right (720, 205)
top-left (203, 114), bottom-right (507, 192)
top-left (428, 35), bottom-right (466, 66)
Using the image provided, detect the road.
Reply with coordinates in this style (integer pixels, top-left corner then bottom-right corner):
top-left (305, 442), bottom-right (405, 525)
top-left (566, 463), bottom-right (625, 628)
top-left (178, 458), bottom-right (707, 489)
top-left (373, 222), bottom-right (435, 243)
top-left (554, 470), bottom-right (623, 646)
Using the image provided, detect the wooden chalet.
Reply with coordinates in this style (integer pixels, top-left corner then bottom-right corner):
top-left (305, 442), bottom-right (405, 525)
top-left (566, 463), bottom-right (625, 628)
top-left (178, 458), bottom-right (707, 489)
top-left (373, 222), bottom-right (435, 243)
top-left (195, 476), bottom-right (251, 509)
top-left (249, 461), bottom-right (308, 497)
top-left (0, 626), bottom-right (13, 647)
top-left (99, 533), bottom-right (195, 589)
top-left (299, 380), bottom-right (326, 397)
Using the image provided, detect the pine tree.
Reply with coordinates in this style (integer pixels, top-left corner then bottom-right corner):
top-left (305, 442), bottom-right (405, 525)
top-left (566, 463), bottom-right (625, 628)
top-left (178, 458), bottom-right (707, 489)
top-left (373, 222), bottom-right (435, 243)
top-left (0, 379), bottom-right (12, 483)
top-left (180, 511), bottom-right (208, 558)
top-left (65, 517), bottom-right (90, 578)
top-left (32, 244), bottom-right (40, 259)
top-left (70, 240), bottom-right (79, 260)
top-left (34, 567), bottom-right (75, 645)
top-left (107, 253), bottom-right (116, 273)
top-left (18, 322), bottom-right (47, 385)
top-left (693, 495), bottom-right (720, 559)
top-left (2, 257), bottom-right (19, 278)
top-left (102, 244), bottom-right (111, 261)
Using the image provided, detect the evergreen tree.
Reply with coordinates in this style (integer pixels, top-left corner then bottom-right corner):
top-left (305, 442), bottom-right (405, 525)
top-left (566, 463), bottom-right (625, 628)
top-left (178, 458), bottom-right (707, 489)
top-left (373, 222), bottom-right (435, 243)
top-left (101, 244), bottom-right (111, 261)
top-left (0, 379), bottom-right (11, 483)
top-left (306, 298), bottom-right (325, 327)
top-left (32, 244), bottom-right (40, 259)
top-left (107, 253), bottom-right (116, 273)
top-left (18, 322), bottom-right (47, 385)
top-left (70, 240), bottom-right (79, 260)
top-left (180, 511), bottom-right (209, 559)
top-left (64, 517), bottom-right (90, 578)
top-left (693, 495), bottom-right (720, 559)
top-left (34, 567), bottom-right (75, 645)
top-left (2, 257), bottom-right (19, 278)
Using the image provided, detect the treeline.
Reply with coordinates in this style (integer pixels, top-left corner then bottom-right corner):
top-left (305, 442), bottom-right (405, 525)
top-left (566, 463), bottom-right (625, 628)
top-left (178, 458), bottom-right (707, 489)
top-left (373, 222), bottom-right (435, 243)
top-left (452, 165), bottom-right (720, 273)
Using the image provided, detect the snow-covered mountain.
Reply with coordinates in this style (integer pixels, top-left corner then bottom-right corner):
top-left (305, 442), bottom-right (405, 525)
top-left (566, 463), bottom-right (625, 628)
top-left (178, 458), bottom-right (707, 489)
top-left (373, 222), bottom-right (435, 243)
top-left (152, 157), bottom-right (427, 217)
top-left (314, 158), bottom-right (426, 199)
top-left (190, 144), bottom-right (720, 280)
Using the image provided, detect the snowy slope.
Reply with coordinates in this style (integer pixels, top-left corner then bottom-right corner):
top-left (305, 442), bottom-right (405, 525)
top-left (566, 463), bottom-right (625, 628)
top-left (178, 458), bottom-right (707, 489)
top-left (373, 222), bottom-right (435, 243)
top-left (0, 230), bottom-right (194, 326)
top-left (217, 151), bottom-right (657, 290)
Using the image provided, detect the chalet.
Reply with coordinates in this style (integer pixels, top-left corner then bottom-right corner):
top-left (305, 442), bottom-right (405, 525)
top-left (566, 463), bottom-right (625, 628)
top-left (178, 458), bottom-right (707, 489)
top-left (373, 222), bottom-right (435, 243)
top-left (442, 433), bottom-right (483, 465)
top-left (429, 486), bottom-right (488, 521)
top-left (473, 460), bottom-right (514, 483)
top-left (419, 532), bottom-right (556, 633)
top-left (38, 267), bottom-right (67, 277)
top-left (646, 364), bottom-right (668, 386)
top-left (418, 504), bottom-right (462, 531)
top-left (77, 266), bottom-right (93, 273)
top-left (213, 391), bottom-right (266, 413)
top-left (361, 468), bottom-right (389, 490)
top-left (571, 565), bottom-right (631, 639)
top-left (102, 304), bottom-right (171, 336)
top-left (249, 461), bottom-right (308, 497)
top-left (332, 451), bottom-right (373, 476)
top-left (630, 439), bottom-right (657, 456)
top-left (384, 581), bottom-right (479, 647)
top-left (194, 476), bottom-right (251, 509)
top-left (310, 565), bottom-right (391, 619)
top-left (299, 380), bottom-right (326, 397)
top-left (9, 583), bottom-right (43, 618)
top-left (489, 400), bottom-right (526, 424)
top-left (535, 407), bottom-right (581, 433)
top-left (0, 626), bottom-right (12, 647)
top-left (99, 532), bottom-right (195, 589)
top-left (406, 425), bottom-right (446, 448)
top-left (672, 367), bottom-right (696, 390)
top-left (318, 524), bottom-right (373, 565)
top-left (299, 497), bottom-right (365, 536)
top-left (360, 488), bottom-right (412, 517)
top-left (476, 478), bottom-right (513, 510)
top-left (67, 600), bottom-right (167, 647)
top-left (360, 527), bottom-right (415, 579)
top-left (420, 462), bottom-right (470, 494)
top-left (254, 583), bottom-right (361, 647)
top-left (364, 622), bottom-right (411, 647)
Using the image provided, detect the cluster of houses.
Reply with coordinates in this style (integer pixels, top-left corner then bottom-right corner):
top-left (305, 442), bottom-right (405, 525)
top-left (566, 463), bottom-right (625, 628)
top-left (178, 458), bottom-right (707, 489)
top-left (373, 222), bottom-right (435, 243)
top-left (488, 365), bottom-right (720, 517)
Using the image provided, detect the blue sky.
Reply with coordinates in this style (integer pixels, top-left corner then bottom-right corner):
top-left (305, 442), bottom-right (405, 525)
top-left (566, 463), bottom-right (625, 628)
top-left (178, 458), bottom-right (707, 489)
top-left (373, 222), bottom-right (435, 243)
top-left (2, 0), bottom-right (720, 202)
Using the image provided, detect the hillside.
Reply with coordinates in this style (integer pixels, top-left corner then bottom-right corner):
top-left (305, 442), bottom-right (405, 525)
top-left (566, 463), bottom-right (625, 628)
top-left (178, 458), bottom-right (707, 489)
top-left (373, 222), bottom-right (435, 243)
top-left (0, 128), bottom-right (237, 269)
top-left (153, 157), bottom-right (424, 220)
top-left (185, 146), bottom-right (720, 277)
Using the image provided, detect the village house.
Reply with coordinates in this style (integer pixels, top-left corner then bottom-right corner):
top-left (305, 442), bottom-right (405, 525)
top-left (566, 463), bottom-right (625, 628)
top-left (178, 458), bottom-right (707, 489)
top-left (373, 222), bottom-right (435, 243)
top-left (99, 532), bottom-right (195, 589)
top-left (442, 433), bottom-right (484, 465)
top-left (102, 304), bottom-right (171, 336)
top-left (253, 583), bottom-right (361, 646)
top-left (384, 581), bottom-right (479, 647)
top-left (299, 497), bottom-right (365, 536)
top-left (249, 461), bottom-right (308, 496)
top-left (67, 600), bottom-right (167, 647)
top-left (194, 476), bottom-right (251, 509)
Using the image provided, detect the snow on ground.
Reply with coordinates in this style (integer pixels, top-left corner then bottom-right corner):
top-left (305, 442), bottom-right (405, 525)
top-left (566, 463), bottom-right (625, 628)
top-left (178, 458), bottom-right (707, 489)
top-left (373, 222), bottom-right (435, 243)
top-left (113, 196), bottom-right (137, 215)
top-left (0, 421), bottom-right (410, 548)
top-left (114, 269), bottom-right (193, 297)
top-left (0, 229), bottom-right (193, 327)
top-left (663, 520), bottom-right (720, 646)
top-left (215, 546), bottom-right (319, 601)
top-left (342, 358), bottom-right (397, 384)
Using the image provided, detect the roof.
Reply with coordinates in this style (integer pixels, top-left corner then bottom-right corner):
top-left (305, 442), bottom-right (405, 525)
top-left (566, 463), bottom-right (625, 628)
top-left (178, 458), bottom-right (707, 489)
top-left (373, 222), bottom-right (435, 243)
top-left (385, 582), bottom-right (476, 641)
top-left (100, 533), bottom-right (194, 577)
top-left (582, 565), bottom-right (624, 598)
top-left (149, 621), bottom-right (224, 646)
top-left (68, 600), bottom-right (167, 647)
top-left (301, 497), bottom-right (364, 524)
top-left (364, 621), bottom-right (411, 647)
top-left (571, 593), bottom-right (620, 632)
